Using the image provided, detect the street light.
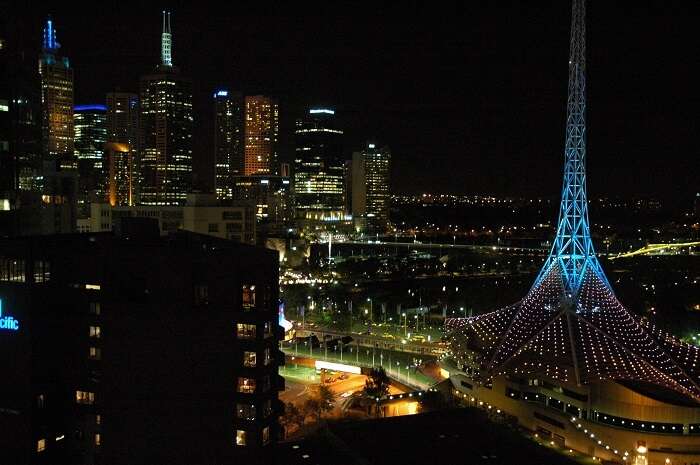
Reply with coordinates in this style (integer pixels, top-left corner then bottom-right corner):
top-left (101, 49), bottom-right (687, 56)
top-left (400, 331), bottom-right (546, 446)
top-left (367, 297), bottom-right (373, 326)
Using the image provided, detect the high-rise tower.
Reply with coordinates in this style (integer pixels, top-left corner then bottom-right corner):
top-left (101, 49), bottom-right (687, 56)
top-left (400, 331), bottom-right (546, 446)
top-left (214, 89), bottom-right (245, 200)
top-left (139, 11), bottom-right (193, 206)
top-left (244, 96), bottom-right (278, 176)
top-left (74, 104), bottom-right (107, 216)
top-left (294, 108), bottom-right (345, 221)
top-left (447, 0), bottom-right (700, 403)
top-left (39, 16), bottom-right (75, 170)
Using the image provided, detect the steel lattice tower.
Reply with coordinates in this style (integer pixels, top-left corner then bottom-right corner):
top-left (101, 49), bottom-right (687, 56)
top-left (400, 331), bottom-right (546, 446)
top-left (535, 0), bottom-right (608, 295)
top-left (446, 0), bottom-right (700, 402)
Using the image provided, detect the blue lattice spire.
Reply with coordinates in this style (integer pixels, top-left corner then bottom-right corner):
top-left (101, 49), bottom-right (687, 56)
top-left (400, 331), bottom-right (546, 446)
top-left (43, 15), bottom-right (59, 51)
top-left (535, 0), bottom-right (609, 296)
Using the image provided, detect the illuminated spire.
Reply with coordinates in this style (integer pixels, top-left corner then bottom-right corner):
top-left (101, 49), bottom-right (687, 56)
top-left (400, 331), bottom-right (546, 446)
top-left (161, 10), bottom-right (172, 67)
top-left (534, 0), bottom-right (608, 296)
top-left (43, 15), bottom-right (59, 51)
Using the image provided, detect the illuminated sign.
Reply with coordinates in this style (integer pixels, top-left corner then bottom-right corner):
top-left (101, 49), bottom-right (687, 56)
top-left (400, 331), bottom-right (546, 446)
top-left (309, 108), bottom-right (335, 115)
top-left (315, 360), bottom-right (361, 374)
top-left (0, 299), bottom-right (19, 332)
top-left (214, 90), bottom-right (229, 98)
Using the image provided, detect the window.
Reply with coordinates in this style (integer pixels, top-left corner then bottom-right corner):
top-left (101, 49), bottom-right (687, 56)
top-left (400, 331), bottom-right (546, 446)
top-left (208, 223), bottom-right (219, 233)
top-left (89, 302), bottom-right (101, 315)
top-left (89, 347), bottom-right (101, 360)
top-left (263, 348), bottom-right (272, 366)
top-left (95, 433), bottom-right (101, 446)
top-left (37, 438), bottom-right (46, 453)
top-left (86, 284), bottom-right (101, 290)
top-left (236, 403), bottom-right (256, 420)
top-left (237, 377), bottom-right (256, 394)
top-left (243, 351), bottom-right (257, 367)
top-left (260, 376), bottom-right (271, 393)
top-left (262, 400), bottom-right (272, 418)
top-left (237, 324), bottom-right (256, 340)
top-left (37, 394), bottom-right (45, 408)
top-left (236, 429), bottom-right (247, 446)
top-left (33, 260), bottom-right (51, 283)
top-left (262, 426), bottom-right (270, 445)
top-left (242, 285), bottom-right (256, 309)
top-left (76, 390), bottom-right (95, 405)
top-left (226, 222), bottom-right (242, 232)
top-left (0, 257), bottom-right (25, 282)
top-left (89, 326), bottom-right (101, 338)
top-left (194, 284), bottom-right (209, 306)
top-left (223, 211), bottom-right (242, 220)
top-left (263, 322), bottom-right (273, 339)
top-left (96, 414), bottom-right (101, 425)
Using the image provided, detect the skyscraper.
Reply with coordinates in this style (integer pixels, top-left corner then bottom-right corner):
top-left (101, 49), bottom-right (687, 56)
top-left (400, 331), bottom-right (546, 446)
top-left (351, 143), bottom-right (391, 233)
top-left (74, 105), bottom-right (107, 216)
top-left (244, 96), bottom-right (278, 176)
top-left (0, 25), bottom-right (42, 201)
top-left (39, 16), bottom-right (74, 170)
top-left (106, 92), bottom-right (139, 202)
top-left (294, 108), bottom-right (345, 221)
top-left (104, 142), bottom-right (133, 206)
top-left (139, 11), bottom-right (193, 206)
top-left (214, 89), bottom-right (244, 200)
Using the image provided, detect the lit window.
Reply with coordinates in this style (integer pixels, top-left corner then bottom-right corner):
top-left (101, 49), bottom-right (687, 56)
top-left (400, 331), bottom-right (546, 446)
top-left (243, 351), bottom-right (257, 367)
top-left (75, 390), bottom-right (95, 405)
top-left (96, 414), bottom-right (101, 425)
top-left (86, 284), bottom-right (101, 290)
top-left (89, 347), bottom-right (101, 360)
top-left (37, 394), bottom-right (45, 408)
top-left (89, 326), bottom-right (101, 338)
top-left (236, 403), bottom-right (256, 420)
top-left (95, 433), bottom-right (101, 446)
top-left (262, 426), bottom-right (270, 445)
top-left (237, 377), bottom-right (256, 394)
top-left (242, 285), bottom-right (256, 309)
top-left (237, 323), bottom-right (256, 340)
top-left (263, 322), bottom-right (273, 338)
top-left (263, 348), bottom-right (272, 366)
top-left (236, 429), bottom-right (247, 446)
top-left (37, 438), bottom-right (46, 452)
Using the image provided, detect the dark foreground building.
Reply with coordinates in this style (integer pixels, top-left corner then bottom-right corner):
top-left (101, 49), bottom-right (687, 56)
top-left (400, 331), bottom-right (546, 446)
top-left (0, 227), bottom-right (284, 465)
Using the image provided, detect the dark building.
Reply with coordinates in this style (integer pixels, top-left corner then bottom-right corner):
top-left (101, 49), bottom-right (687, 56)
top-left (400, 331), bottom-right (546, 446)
top-left (139, 12), bottom-right (193, 206)
top-left (39, 17), bottom-right (74, 171)
top-left (73, 105), bottom-right (107, 217)
top-left (294, 108), bottom-right (345, 222)
top-left (0, 229), bottom-right (284, 465)
top-left (213, 89), bottom-right (244, 200)
top-left (0, 23), bottom-right (43, 206)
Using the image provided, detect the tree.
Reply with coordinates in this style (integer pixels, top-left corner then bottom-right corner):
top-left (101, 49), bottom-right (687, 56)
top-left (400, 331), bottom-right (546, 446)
top-left (363, 367), bottom-right (391, 416)
top-left (280, 402), bottom-right (305, 438)
top-left (304, 384), bottom-right (337, 423)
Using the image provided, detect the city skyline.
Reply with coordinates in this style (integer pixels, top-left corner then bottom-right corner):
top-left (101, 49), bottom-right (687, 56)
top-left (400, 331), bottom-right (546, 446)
top-left (5, 2), bottom-right (699, 203)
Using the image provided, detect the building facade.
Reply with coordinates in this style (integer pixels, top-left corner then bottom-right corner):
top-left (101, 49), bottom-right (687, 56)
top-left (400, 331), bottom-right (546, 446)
top-left (232, 175), bottom-right (294, 239)
top-left (139, 12), bottom-right (193, 206)
top-left (0, 230), bottom-right (283, 465)
top-left (214, 90), bottom-right (244, 200)
top-left (73, 105), bottom-right (107, 216)
top-left (351, 143), bottom-right (391, 233)
top-left (104, 142), bottom-right (133, 207)
top-left (294, 108), bottom-right (345, 222)
top-left (106, 92), bottom-right (139, 204)
top-left (39, 17), bottom-right (74, 171)
top-left (244, 95), bottom-right (278, 176)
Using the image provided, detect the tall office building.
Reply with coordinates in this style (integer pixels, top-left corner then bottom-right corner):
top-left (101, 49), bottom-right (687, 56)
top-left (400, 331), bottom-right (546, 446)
top-left (294, 108), bottom-right (345, 221)
top-left (351, 143), bottom-right (391, 233)
top-left (139, 12), bottom-right (193, 206)
top-left (244, 96), bottom-right (278, 176)
top-left (106, 92), bottom-right (139, 203)
top-left (214, 89), bottom-right (244, 200)
top-left (104, 142), bottom-right (133, 207)
top-left (74, 105), bottom-right (107, 216)
top-left (0, 26), bottom-right (43, 202)
top-left (39, 17), bottom-right (74, 170)
top-left (0, 228), bottom-right (283, 465)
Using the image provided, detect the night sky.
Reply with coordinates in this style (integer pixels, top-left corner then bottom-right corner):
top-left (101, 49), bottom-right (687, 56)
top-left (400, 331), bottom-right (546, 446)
top-left (5, 1), bottom-right (699, 204)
